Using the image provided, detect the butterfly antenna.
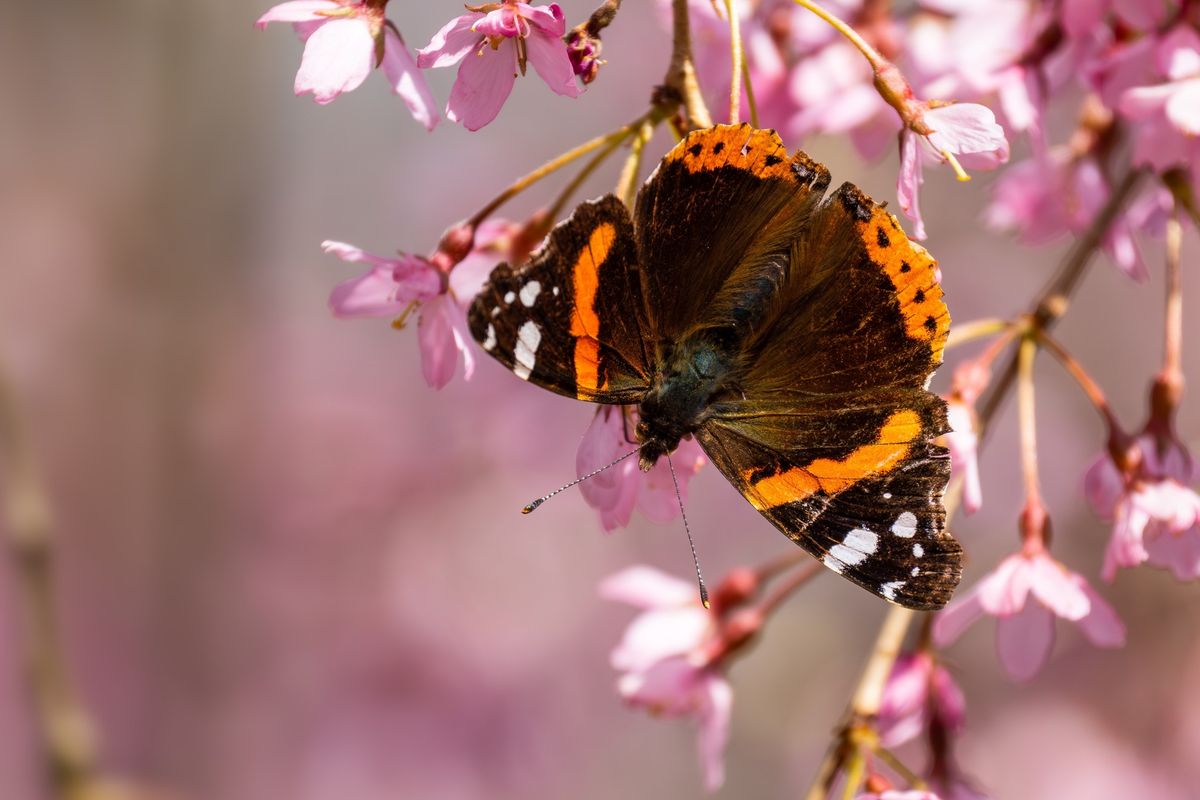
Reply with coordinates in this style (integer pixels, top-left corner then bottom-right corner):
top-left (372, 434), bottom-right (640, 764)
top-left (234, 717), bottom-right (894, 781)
top-left (521, 448), bottom-right (639, 514)
top-left (668, 454), bottom-right (709, 609)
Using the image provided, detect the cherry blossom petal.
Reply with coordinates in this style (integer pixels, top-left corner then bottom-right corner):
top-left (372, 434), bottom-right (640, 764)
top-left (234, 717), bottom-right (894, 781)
top-left (610, 607), bottom-right (712, 672)
top-left (381, 27), bottom-right (439, 130)
top-left (416, 13), bottom-right (480, 69)
top-left (976, 554), bottom-right (1032, 616)
top-left (1061, 0), bottom-right (1107, 39)
top-left (255, 0), bottom-right (339, 28)
top-left (1075, 580), bottom-right (1126, 647)
top-left (328, 266), bottom-right (407, 318)
top-left (697, 675), bottom-right (733, 792)
top-left (924, 104), bottom-right (1010, 164)
top-left (1113, 0), bottom-right (1168, 32)
top-left (1103, 497), bottom-right (1152, 580)
top-left (525, 25), bottom-right (584, 98)
top-left (447, 42), bottom-right (519, 131)
top-left (931, 662), bottom-right (966, 731)
top-left (599, 565), bottom-right (697, 609)
top-left (520, 2), bottom-right (568, 37)
top-left (1026, 554), bottom-right (1090, 621)
top-left (294, 17), bottom-right (374, 104)
top-left (617, 655), bottom-right (703, 715)
top-left (897, 130), bottom-right (927, 241)
top-left (878, 653), bottom-right (932, 747)
top-left (932, 585), bottom-right (984, 645)
top-left (1164, 81), bottom-right (1200, 136)
top-left (1157, 25), bottom-right (1200, 81)
top-left (417, 294), bottom-right (473, 389)
top-left (577, 409), bottom-right (640, 531)
top-left (1146, 524), bottom-right (1200, 580)
top-left (995, 601), bottom-right (1055, 681)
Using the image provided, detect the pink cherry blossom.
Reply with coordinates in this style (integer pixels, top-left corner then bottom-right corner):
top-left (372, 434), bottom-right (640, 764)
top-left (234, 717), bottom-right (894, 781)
top-left (945, 400), bottom-right (982, 515)
top-left (789, 40), bottom-right (897, 161)
top-left (1085, 434), bottom-right (1200, 581)
top-left (856, 791), bottom-right (942, 800)
top-left (1060, 0), bottom-right (1170, 40)
top-left (985, 151), bottom-right (1150, 281)
top-left (601, 566), bottom-right (730, 792)
top-left (1119, 26), bottom-right (1200, 172)
top-left (898, 103), bottom-right (1009, 240)
top-left (878, 652), bottom-right (966, 748)
top-left (256, 0), bottom-right (438, 128)
top-left (417, 1), bottom-right (582, 131)
top-left (577, 407), bottom-right (707, 532)
top-left (324, 241), bottom-right (475, 389)
top-left (933, 548), bottom-right (1125, 681)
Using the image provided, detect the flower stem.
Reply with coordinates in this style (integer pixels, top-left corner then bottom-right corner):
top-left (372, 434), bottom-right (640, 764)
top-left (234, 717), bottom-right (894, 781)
top-left (724, 0), bottom-right (743, 124)
top-left (1160, 206), bottom-right (1184, 405)
top-left (792, 0), bottom-right (886, 68)
top-left (742, 58), bottom-right (760, 128)
top-left (546, 123), bottom-right (641, 222)
top-left (1016, 334), bottom-right (1042, 505)
top-left (1035, 329), bottom-right (1121, 434)
top-left (756, 560), bottom-right (823, 617)
top-left (945, 317), bottom-right (1013, 350)
top-left (615, 118), bottom-right (656, 210)
top-left (0, 365), bottom-right (104, 796)
top-left (666, 0), bottom-right (714, 129)
top-left (467, 111), bottom-right (656, 228)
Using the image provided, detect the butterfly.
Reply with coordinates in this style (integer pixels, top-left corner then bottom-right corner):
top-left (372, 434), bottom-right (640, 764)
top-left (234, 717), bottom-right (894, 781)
top-left (467, 124), bottom-right (962, 610)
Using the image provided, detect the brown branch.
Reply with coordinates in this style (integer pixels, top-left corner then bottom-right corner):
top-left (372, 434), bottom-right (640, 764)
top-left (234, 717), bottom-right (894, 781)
top-left (0, 366), bottom-right (105, 797)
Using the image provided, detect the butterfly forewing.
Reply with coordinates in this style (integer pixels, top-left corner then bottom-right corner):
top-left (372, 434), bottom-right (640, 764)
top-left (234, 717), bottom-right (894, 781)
top-left (467, 196), bottom-right (651, 403)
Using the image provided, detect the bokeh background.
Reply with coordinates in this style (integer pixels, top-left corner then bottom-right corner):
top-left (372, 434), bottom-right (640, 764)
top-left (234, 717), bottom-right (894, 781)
top-left (2, 1), bottom-right (1199, 798)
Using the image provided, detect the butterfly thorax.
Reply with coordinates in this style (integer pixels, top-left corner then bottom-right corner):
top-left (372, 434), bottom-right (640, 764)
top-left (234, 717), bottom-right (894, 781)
top-left (636, 336), bottom-right (735, 471)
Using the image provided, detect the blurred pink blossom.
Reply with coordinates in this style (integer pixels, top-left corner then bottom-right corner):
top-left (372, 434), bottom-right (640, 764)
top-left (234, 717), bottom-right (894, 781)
top-left (417, 1), bottom-right (581, 131)
top-left (933, 548), bottom-right (1125, 681)
top-left (898, 103), bottom-right (1009, 240)
top-left (985, 151), bottom-right (1149, 281)
top-left (856, 791), bottom-right (942, 800)
top-left (1085, 434), bottom-right (1200, 581)
top-left (1060, 0), bottom-right (1170, 40)
top-left (878, 651), bottom-right (965, 748)
top-left (945, 400), bottom-right (982, 515)
top-left (601, 566), bottom-right (731, 792)
top-left (1119, 26), bottom-right (1200, 174)
top-left (789, 40), bottom-right (896, 160)
top-left (324, 241), bottom-right (475, 389)
top-left (577, 407), bottom-right (707, 531)
top-left (256, 0), bottom-right (438, 128)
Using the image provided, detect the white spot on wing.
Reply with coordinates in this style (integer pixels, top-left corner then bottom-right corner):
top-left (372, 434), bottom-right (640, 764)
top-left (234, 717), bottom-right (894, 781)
top-left (891, 512), bottom-right (919, 538)
top-left (913, 543), bottom-right (924, 558)
top-left (513, 321), bottom-right (541, 380)
top-left (829, 543), bottom-right (868, 567)
top-left (491, 306), bottom-right (501, 317)
top-left (843, 528), bottom-right (878, 556)
top-left (482, 324), bottom-right (496, 351)
top-left (911, 567), bottom-right (921, 577)
top-left (883, 492), bottom-right (892, 499)
top-left (880, 580), bottom-right (906, 601)
top-left (503, 291), bottom-right (516, 304)
top-left (519, 280), bottom-right (541, 307)
top-left (822, 554), bottom-right (846, 574)
top-left (552, 286), bottom-right (560, 296)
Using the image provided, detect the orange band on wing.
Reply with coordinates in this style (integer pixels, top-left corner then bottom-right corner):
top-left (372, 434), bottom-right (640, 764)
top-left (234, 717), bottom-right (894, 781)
top-left (570, 222), bottom-right (615, 399)
top-left (743, 410), bottom-right (922, 510)
top-left (861, 210), bottom-right (950, 362)
top-left (665, 125), bottom-right (793, 179)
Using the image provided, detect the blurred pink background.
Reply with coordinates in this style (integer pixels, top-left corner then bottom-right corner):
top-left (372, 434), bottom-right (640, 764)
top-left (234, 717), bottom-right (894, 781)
top-left (1, 2), bottom-right (1198, 798)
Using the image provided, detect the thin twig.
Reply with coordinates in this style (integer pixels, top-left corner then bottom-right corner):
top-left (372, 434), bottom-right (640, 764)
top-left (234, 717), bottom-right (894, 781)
top-left (665, 0), bottom-right (713, 129)
top-left (1016, 335), bottom-right (1042, 504)
top-left (723, 0), bottom-right (743, 124)
top-left (0, 366), bottom-right (103, 796)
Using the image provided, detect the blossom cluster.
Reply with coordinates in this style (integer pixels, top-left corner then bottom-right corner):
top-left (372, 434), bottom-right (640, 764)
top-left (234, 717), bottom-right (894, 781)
top-left (259, 0), bottom-right (1200, 796)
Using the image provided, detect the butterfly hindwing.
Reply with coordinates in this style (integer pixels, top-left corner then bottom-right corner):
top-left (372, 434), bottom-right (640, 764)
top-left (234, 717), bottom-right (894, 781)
top-left (699, 395), bottom-right (959, 610)
top-left (694, 175), bottom-right (960, 610)
top-left (467, 196), bottom-right (651, 403)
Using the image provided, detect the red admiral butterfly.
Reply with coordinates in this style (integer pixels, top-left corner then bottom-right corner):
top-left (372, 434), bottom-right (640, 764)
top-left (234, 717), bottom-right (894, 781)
top-left (468, 125), bottom-right (961, 610)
